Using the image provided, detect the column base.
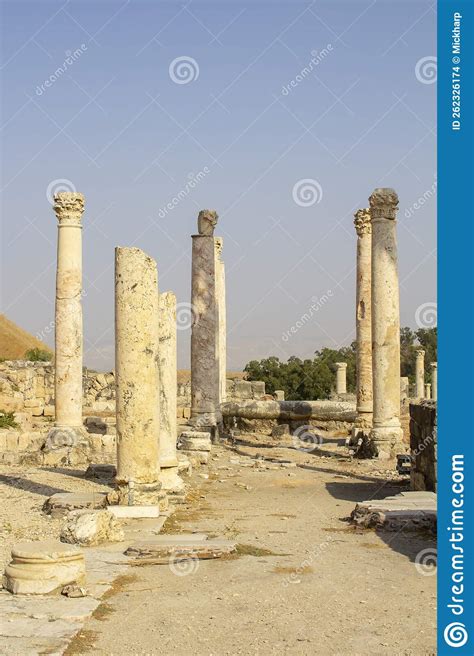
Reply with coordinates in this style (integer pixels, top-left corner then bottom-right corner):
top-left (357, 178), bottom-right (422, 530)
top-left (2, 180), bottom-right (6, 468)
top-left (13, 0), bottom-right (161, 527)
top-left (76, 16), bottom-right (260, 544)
top-left (114, 481), bottom-right (167, 509)
top-left (349, 414), bottom-right (373, 445)
top-left (159, 466), bottom-right (186, 494)
top-left (369, 426), bottom-right (404, 460)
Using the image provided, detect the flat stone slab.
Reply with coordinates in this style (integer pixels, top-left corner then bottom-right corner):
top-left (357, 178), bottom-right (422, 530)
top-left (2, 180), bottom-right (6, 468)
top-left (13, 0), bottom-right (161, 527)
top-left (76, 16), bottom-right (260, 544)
top-left (351, 492), bottom-right (437, 532)
top-left (125, 536), bottom-right (236, 559)
top-left (108, 505), bottom-right (160, 519)
top-left (43, 492), bottom-right (108, 518)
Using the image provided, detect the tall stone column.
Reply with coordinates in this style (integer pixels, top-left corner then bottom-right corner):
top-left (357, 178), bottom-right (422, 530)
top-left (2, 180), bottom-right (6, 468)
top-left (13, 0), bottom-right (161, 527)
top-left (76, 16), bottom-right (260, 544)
top-left (158, 291), bottom-right (184, 493)
top-left (353, 208), bottom-right (373, 437)
top-left (369, 188), bottom-right (403, 458)
top-left (215, 237), bottom-right (227, 404)
top-left (47, 192), bottom-right (85, 449)
top-left (415, 349), bottom-right (425, 398)
top-left (114, 247), bottom-right (162, 505)
top-left (190, 210), bottom-right (221, 438)
top-left (335, 363), bottom-right (347, 394)
top-left (430, 362), bottom-right (438, 401)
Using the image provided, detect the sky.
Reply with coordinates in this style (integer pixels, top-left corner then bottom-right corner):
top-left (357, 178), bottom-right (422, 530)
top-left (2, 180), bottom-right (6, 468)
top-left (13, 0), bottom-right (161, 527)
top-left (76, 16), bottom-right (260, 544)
top-left (0, 0), bottom-right (437, 371)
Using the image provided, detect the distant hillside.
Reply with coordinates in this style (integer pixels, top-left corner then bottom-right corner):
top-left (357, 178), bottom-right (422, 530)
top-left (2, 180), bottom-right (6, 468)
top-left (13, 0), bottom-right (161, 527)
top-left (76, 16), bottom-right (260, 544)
top-left (0, 314), bottom-right (53, 361)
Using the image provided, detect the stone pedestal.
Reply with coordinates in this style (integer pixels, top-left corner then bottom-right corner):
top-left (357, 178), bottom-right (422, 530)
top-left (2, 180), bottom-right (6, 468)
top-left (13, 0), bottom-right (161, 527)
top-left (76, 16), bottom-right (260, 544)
top-left (415, 349), bottom-right (425, 398)
top-left (46, 193), bottom-right (86, 451)
top-left (158, 291), bottom-right (184, 493)
top-left (114, 247), bottom-right (162, 506)
top-left (190, 210), bottom-right (221, 439)
top-left (215, 237), bottom-right (227, 405)
top-left (274, 390), bottom-right (285, 401)
top-left (179, 430), bottom-right (212, 465)
top-left (335, 363), bottom-right (347, 394)
top-left (369, 189), bottom-right (403, 458)
top-left (352, 208), bottom-right (373, 440)
top-left (430, 362), bottom-right (437, 401)
top-left (3, 541), bottom-right (85, 595)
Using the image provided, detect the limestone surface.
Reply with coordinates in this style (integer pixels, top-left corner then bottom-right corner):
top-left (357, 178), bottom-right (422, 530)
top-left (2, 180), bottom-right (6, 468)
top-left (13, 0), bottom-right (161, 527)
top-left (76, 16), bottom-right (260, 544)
top-left (3, 540), bottom-right (86, 595)
top-left (60, 509), bottom-right (124, 546)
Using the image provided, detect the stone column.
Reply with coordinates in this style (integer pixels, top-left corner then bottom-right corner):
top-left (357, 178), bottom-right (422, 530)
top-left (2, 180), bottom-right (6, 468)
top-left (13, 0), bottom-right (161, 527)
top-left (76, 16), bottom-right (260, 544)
top-left (425, 383), bottom-right (431, 399)
top-left (114, 247), bottom-right (162, 506)
top-left (335, 363), bottom-right (347, 395)
top-left (353, 208), bottom-right (373, 437)
top-left (400, 377), bottom-right (409, 401)
top-left (215, 237), bottom-right (227, 405)
top-left (430, 362), bottom-right (438, 401)
top-left (369, 188), bottom-right (403, 458)
top-left (190, 210), bottom-right (221, 438)
top-left (46, 192), bottom-right (85, 449)
top-left (158, 291), bottom-right (184, 493)
top-left (415, 349), bottom-right (425, 398)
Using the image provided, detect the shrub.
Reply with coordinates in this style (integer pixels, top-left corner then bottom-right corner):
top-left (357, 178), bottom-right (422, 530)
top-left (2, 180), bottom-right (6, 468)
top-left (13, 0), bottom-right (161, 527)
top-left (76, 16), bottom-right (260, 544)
top-left (0, 411), bottom-right (19, 429)
top-left (24, 348), bottom-right (52, 362)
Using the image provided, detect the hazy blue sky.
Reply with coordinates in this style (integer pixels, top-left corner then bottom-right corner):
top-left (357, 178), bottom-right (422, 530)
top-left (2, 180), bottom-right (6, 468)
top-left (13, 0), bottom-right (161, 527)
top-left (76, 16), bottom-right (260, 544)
top-left (1, 0), bottom-right (436, 371)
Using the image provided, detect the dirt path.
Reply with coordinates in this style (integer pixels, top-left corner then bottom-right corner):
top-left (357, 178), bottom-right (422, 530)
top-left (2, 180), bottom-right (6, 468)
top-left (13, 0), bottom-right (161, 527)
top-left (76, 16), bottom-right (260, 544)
top-left (68, 446), bottom-right (436, 656)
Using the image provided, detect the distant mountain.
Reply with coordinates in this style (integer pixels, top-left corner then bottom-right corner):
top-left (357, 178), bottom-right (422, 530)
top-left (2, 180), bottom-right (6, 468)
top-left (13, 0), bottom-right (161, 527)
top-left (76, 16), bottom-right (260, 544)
top-left (0, 314), bottom-right (53, 361)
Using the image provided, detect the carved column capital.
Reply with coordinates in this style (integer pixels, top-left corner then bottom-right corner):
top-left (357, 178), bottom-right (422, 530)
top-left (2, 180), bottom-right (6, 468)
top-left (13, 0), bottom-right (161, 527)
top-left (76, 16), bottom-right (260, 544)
top-left (369, 188), bottom-right (399, 220)
top-left (354, 208), bottom-right (371, 236)
top-left (197, 209), bottom-right (218, 236)
top-left (53, 192), bottom-right (85, 226)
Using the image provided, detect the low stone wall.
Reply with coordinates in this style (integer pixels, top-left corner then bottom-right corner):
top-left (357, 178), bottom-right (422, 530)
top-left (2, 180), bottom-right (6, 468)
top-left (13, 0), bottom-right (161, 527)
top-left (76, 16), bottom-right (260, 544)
top-left (0, 361), bottom-right (267, 419)
top-left (0, 361), bottom-right (268, 464)
top-left (409, 400), bottom-right (437, 492)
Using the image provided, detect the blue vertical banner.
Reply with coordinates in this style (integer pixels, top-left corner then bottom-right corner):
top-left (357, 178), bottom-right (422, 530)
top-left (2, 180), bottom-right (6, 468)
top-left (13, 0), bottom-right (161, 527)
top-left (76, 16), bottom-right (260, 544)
top-left (438, 1), bottom-right (474, 654)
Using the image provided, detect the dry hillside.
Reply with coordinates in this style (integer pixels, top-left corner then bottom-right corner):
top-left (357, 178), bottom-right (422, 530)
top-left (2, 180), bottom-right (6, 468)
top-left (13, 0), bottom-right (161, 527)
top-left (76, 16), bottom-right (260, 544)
top-left (0, 314), bottom-right (52, 361)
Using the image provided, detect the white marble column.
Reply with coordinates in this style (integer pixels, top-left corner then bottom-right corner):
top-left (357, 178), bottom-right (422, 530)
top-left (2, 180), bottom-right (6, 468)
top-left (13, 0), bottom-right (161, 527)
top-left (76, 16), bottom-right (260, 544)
top-left (430, 362), bottom-right (437, 401)
top-left (335, 363), bottom-right (347, 394)
top-left (46, 192), bottom-right (85, 449)
top-left (415, 348), bottom-right (425, 398)
top-left (353, 208), bottom-right (373, 437)
top-left (115, 247), bottom-right (162, 505)
top-left (215, 237), bottom-right (227, 405)
top-left (158, 291), bottom-right (184, 493)
top-left (190, 210), bottom-right (221, 438)
top-left (369, 188), bottom-right (403, 458)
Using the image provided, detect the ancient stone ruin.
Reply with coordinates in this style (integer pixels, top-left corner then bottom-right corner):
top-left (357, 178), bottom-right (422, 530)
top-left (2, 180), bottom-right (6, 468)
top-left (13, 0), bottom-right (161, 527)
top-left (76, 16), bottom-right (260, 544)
top-left (0, 188), bottom-right (436, 654)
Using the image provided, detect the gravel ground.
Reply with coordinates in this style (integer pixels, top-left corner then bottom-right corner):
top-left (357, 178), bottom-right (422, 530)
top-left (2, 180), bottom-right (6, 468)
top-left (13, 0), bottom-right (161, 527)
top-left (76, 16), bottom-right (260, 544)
top-left (0, 464), bottom-right (110, 572)
top-left (63, 441), bottom-right (436, 656)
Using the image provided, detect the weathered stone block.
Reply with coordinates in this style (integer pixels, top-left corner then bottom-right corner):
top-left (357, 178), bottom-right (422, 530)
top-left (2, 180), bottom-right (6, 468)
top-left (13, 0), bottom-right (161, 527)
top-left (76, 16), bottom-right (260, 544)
top-left (60, 509), bottom-right (124, 546)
